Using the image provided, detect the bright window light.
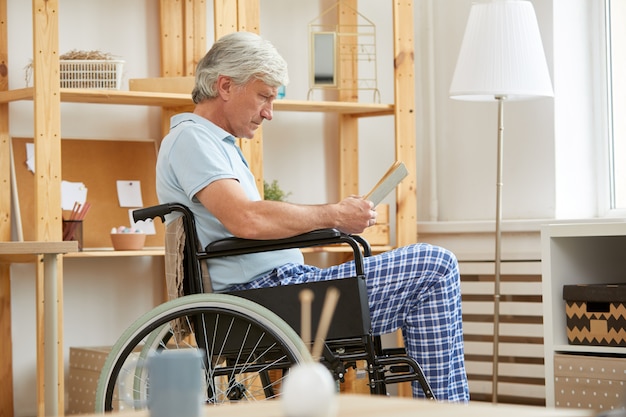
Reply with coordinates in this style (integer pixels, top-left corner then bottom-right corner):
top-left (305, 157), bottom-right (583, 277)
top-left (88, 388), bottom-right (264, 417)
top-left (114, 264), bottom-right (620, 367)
top-left (607, 0), bottom-right (626, 209)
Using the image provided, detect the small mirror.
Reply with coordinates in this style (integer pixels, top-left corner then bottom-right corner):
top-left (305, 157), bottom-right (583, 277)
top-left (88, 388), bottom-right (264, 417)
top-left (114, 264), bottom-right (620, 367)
top-left (310, 32), bottom-right (337, 87)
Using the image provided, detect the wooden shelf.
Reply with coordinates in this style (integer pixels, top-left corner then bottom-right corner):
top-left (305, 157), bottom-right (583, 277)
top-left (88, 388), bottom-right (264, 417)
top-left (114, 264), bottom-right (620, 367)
top-left (64, 248), bottom-right (165, 258)
top-left (61, 245), bottom-right (392, 258)
top-left (274, 99), bottom-right (394, 116)
top-left (62, 244), bottom-right (394, 258)
top-left (0, 87), bottom-right (394, 116)
top-left (0, 241), bottom-right (78, 263)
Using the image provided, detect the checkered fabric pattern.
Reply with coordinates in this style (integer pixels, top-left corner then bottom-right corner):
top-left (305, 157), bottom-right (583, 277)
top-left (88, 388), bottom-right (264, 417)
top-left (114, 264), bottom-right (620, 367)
top-left (227, 243), bottom-right (470, 402)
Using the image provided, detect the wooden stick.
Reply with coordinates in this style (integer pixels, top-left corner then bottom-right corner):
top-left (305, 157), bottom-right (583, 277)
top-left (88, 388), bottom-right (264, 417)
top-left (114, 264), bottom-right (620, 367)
top-left (68, 202), bottom-right (80, 220)
top-left (77, 202), bottom-right (91, 220)
top-left (299, 289), bottom-right (314, 352)
top-left (311, 287), bottom-right (340, 360)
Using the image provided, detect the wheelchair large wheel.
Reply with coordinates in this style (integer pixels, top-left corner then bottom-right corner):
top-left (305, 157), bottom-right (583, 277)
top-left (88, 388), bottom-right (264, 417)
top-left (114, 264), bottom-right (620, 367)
top-left (94, 293), bottom-right (312, 413)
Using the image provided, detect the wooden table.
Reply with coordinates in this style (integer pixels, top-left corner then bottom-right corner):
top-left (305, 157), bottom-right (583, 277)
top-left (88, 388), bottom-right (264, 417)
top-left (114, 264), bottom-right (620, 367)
top-left (0, 241), bottom-right (79, 417)
top-left (76, 394), bottom-right (594, 417)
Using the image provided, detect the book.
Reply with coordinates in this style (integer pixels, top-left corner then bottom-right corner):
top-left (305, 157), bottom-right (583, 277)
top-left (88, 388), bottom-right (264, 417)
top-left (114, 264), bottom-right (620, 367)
top-left (363, 161), bottom-right (408, 207)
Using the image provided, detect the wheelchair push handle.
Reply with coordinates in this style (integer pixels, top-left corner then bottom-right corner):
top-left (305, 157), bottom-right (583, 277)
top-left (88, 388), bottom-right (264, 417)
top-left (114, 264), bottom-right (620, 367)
top-left (133, 203), bottom-right (194, 224)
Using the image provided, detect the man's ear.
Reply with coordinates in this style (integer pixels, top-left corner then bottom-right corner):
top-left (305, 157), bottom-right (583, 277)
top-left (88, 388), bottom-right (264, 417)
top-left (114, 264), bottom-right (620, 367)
top-left (216, 75), bottom-right (232, 100)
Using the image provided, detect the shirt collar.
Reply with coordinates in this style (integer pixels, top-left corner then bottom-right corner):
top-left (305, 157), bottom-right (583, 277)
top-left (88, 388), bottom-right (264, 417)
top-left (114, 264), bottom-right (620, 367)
top-left (170, 113), bottom-right (246, 166)
top-left (170, 113), bottom-right (232, 142)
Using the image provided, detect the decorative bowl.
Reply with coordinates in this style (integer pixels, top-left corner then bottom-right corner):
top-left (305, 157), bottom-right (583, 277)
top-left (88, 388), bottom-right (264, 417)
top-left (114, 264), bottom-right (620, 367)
top-left (110, 232), bottom-right (146, 251)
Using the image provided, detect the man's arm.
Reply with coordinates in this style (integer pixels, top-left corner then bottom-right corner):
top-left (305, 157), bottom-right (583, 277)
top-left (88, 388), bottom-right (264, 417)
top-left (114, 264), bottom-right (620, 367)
top-left (195, 178), bottom-right (376, 240)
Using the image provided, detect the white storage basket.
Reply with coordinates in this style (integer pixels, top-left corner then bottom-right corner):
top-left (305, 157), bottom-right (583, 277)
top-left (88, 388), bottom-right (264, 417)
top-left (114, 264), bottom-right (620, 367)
top-left (59, 59), bottom-right (124, 89)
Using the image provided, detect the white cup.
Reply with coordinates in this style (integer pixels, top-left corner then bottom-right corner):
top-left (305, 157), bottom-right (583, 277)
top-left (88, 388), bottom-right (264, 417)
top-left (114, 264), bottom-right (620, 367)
top-left (147, 349), bottom-right (204, 417)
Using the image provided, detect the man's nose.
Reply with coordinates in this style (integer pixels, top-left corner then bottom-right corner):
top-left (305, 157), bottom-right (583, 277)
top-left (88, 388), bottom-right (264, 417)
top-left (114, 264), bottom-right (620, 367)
top-left (261, 103), bottom-right (273, 120)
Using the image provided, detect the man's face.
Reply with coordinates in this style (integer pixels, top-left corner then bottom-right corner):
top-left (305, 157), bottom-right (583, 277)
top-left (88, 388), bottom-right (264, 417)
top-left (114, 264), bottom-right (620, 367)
top-left (223, 78), bottom-right (278, 139)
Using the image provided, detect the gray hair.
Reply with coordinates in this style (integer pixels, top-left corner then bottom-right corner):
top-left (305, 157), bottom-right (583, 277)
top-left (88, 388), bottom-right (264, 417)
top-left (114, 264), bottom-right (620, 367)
top-left (192, 31), bottom-right (289, 104)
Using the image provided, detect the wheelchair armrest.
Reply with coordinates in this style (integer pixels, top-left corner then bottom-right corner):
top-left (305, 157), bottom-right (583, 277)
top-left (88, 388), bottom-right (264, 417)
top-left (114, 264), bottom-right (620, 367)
top-left (134, 203), bottom-right (371, 276)
top-left (205, 228), bottom-right (343, 255)
top-left (203, 228), bottom-right (368, 276)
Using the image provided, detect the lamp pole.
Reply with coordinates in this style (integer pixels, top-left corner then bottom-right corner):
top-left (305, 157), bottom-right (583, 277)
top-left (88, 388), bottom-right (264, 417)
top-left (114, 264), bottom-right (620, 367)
top-left (449, 0), bottom-right (554, 403)
top-left (492, 95), bottom-right (505, 402)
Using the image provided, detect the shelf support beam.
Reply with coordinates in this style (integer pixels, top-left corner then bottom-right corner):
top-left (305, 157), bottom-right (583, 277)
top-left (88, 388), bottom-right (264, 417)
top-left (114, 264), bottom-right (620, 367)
top-left (32, 0), bottom-right (64, 415)
top-left (214, 0), bottom-right (264, 196)
top-left (0, 0), bottom-right (8, 241)
top-left (160, 0), bottom-right (206, 77)
top-left (338, 0), bottom-right (359, 199)
top-left (158, 0), bottom-right (207, 142)
top-left (393, 0), bottom-right (417, 246)
top-left (0, 0), bottom-right (12, 414)
top-left (392, 0), bottom-right (418, 398)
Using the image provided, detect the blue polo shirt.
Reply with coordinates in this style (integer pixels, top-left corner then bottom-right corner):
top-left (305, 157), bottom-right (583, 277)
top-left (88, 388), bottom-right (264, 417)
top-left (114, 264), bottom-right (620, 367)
top-left (156, 113), bottom-right (304, 291)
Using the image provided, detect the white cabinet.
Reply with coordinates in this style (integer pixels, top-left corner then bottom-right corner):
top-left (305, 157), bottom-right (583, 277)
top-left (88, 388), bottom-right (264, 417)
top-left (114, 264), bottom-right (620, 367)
top-left (541, 221), bottom-right (626, 406)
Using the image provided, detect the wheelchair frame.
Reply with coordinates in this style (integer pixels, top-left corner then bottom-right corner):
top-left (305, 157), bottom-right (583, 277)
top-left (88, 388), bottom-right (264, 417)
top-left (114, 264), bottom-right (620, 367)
top-left (94, 202), bottom-right (434, 412)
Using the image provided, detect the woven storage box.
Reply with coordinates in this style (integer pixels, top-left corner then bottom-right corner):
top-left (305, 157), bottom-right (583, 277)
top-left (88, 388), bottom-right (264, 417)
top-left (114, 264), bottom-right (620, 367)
top-left (554, 353), bottom-right (626, 411)
top-left (68, 345), bottom-right (141, 414)
top-left (563, 284), bottom-right (626, 347)
top-left (60, 59), bottom-right (124, 89)
top-left (67, 346), bottom-right (113, 414)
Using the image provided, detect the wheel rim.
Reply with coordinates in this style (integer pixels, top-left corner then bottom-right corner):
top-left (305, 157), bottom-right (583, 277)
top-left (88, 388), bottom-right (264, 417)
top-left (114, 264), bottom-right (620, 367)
top-left (95, 294), bottom-right (312, 413)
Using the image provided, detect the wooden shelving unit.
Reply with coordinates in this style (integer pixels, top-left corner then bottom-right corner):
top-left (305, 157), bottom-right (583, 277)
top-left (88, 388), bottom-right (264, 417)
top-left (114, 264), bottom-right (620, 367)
top-left (0, 1), bottom-right (417, 414)
top-left (541, 221), bottom-right (626, 408)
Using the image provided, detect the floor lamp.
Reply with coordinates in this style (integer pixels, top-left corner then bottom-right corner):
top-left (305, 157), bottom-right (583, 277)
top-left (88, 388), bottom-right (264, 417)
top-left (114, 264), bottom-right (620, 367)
top-left (449, 0), bottom-right (553, 403)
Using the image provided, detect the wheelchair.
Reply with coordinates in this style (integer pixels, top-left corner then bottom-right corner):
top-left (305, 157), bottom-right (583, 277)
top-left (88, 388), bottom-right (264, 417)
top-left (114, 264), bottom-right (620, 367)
top-left (94, 202), bottom-right (434, 413)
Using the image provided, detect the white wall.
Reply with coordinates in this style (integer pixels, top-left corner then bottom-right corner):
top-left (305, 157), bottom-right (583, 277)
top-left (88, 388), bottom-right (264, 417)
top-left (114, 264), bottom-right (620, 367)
top-left (7, 0), bottom-right (605, 415)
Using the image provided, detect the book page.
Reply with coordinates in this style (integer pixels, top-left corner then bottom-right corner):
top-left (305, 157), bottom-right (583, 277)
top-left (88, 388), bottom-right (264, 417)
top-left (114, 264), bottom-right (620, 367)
top-left (363, 161), bottom-right (408, 207)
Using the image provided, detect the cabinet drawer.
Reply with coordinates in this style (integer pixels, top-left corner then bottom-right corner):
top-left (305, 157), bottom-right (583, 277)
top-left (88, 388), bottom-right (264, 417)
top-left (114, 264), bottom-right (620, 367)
top-left (554, 353), bottom-right (626, 411)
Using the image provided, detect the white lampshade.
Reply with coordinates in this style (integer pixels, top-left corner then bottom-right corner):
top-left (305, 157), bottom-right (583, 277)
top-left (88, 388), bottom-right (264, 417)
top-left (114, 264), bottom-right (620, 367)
top-left (449, 0), bottom-right (553, 101)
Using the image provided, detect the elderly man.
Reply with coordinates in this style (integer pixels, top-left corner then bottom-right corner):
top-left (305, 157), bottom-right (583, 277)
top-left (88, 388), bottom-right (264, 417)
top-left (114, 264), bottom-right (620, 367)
top-left (156, 31), bottom-right (469, 401)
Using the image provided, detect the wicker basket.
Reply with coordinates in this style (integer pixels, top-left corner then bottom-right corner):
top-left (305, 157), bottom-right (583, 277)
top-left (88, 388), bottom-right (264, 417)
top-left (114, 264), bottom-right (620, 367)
top-left (59, 59), bottom-right (124, 89)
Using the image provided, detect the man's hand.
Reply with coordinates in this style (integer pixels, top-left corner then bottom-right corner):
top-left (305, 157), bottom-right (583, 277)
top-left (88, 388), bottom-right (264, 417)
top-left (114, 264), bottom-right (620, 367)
top-left (333, 196), bottom-right (376, 235)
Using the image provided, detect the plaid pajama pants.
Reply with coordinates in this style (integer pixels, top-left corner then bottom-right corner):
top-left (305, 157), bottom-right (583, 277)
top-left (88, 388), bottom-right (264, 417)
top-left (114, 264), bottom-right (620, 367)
top-left (227, 243), bottom-right (470, 402)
